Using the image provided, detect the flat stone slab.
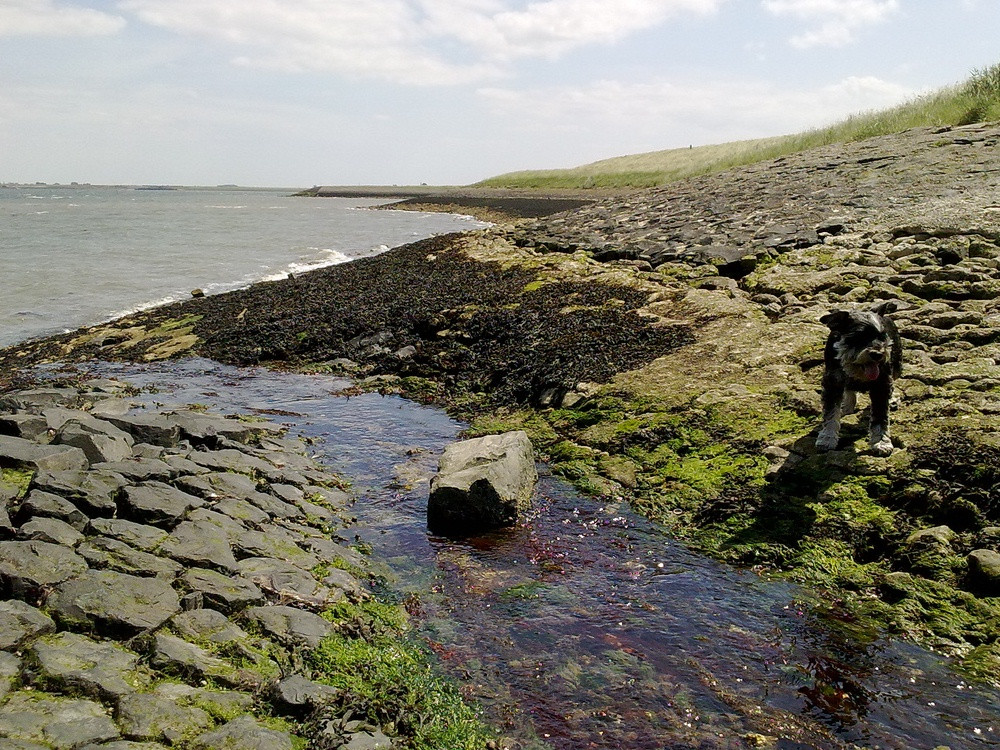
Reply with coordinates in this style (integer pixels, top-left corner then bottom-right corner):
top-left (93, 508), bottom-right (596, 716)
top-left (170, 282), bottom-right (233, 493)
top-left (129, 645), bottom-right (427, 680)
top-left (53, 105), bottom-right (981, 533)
top-left (181, 567), bottom-right (264, 612)
top-left (0, 692), bottom-right (120, 749)
top-left (30, 631), bottom-right (148, 700)
top-left (105, 413), bottom-right (182, 447)
top-left (233, 527), bottom-right (318, 570)
top-left (47, 569), bottom-right (180, 635)
top-left (159, 520), bottom-right (239, 573)
top-left (170, 608), bottom-right (252, 645)
top-left (116, 691), bottom-right (214, 745)
top-left (17, 516), bottom-right (85, 547)
top-left (54, 419), bottom-right (134, 464)
top-left (120, 482), bottom-right (205, 526)
top-left (17, 490), bottom-right (89, 531)
top-left (0, 540), bottom-right (89, 597)
top-left (237, 557), bottom-right (342, 608)
top-left (147, 632), bottom-right (245, 688)
top-left (0, 435), bottom-right (89, 473)
top-left (244, 605), bottom-right (334, 648)
top-left (77, 537), bottom-right (183, 579)
top-left (91, 457), bottom-right (175, 482)
top-left (0, 600), bottom-right (56, 650)
top-left (32, 469), bottom-right (127, 517)
top-left (87, 518), bottom-right (169, 552)
top-left (191, 715), bottom-right (294, 750)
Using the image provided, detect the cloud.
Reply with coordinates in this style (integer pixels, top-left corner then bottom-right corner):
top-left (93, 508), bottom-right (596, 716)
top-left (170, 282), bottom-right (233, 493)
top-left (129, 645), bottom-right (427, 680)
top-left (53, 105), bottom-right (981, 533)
top-left (477, 74), bottom-right (915, 149)
top-left (0, 0), bottom-right (124, 36)
top-left (420, 0), bottom-right (723, 60)
top-left (761, 0), bottom-right (899, 48)
top-left (119, 0), bottom-right (722, 84)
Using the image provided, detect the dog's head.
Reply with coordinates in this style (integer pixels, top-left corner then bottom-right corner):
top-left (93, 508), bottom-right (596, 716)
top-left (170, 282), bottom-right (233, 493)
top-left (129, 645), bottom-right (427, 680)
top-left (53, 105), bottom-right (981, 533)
top-left (821, 301), bottom-right (900, 382)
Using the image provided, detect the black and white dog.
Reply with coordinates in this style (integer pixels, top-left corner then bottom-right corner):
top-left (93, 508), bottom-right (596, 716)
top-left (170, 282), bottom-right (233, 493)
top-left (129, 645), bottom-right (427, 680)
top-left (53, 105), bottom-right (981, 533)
top-left (816, 302), bottom-right (902, 456)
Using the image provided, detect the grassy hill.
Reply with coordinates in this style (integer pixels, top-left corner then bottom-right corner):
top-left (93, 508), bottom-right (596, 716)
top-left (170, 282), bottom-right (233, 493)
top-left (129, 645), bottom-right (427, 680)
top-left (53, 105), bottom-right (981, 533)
top-left (478, 62), bottom-right (1000, 190)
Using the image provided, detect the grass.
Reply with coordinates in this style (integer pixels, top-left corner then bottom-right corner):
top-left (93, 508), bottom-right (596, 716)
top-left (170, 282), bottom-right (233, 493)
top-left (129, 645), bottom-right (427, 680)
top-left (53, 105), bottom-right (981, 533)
top-left (477, 62), bottom-right (1000, 190)
top-left (309, 600), bottom-right (495, 750)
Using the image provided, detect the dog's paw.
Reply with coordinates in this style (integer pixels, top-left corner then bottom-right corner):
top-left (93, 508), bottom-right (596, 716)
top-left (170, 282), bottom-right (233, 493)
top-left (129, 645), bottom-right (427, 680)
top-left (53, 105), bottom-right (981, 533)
top-left (870, 437), bottom-right (894, 456)
top-left (815, 433), bottom-right (839, 452)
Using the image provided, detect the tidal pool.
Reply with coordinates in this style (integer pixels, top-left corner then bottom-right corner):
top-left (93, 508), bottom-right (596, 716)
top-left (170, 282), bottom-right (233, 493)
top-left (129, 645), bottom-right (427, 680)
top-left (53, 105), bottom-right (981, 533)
top-left (77, 358), bottom-right (1000, 749)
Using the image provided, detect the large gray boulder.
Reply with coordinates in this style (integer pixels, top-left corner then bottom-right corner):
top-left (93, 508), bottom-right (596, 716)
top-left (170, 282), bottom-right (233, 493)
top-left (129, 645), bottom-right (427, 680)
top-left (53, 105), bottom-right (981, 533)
top-left (427, 431), bottom-right (537, 535)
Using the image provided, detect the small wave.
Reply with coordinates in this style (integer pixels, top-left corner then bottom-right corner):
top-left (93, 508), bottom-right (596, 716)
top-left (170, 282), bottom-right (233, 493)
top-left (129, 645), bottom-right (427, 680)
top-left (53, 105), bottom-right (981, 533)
top-left (205, 205), bottom-right (248, 209)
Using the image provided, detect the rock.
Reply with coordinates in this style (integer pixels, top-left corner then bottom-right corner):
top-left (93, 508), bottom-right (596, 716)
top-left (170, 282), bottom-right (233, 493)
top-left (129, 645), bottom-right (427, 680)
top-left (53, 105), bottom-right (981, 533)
top-left (146, 632), bottom-right (245, 687)
top-left (170, 608), bottom-right (251, 645)
top-left (0, 600), bottom-right (57, 650)
top-left (191, 715), bottom-right (294, 750)
top-left (237, 557), bottom-right (343, 608)
top-left (87, 518), bottom-right (168, 552)
top-left (272, 675), bottom-right (339, 712)
top-left (0, 388), bottom-right (80, 411)
top-left (0, 413), bottom-right (49, 441)
top-left (232, 527), bottom-right (318, 570)
top-left (159, 520), bottom-right (239, 573)
top-left (17, 490), bottom-right (89, 531)
top-left (54, 418), bottom-right (134, 464)
top-left (0, 540), bottom-right (89, 597)
top-left (47, 569), bottom-right (180, 635)
top-left (342, 729), bottom-right (396, 749)
top-left (180, 567), bottom-right (264, 612)
top-left (967, 549), bottom-right (1000, 595)
top-left (105, 413), bottom-right (182, 448)
top-left (91, 457), bottom-right (174, 482)
top-left (77, 536), bottom-right (183, 579)
top-left (0, 692), bottom-right (120, 748)
top-left (17, 516), bottom-right (85, 547)
top-left (0, 651), bottom-right (19, 700)
top-left (187, 449), bottom-right (283, 481)
top-left (0, 435), bottom-right (89, 473)
top-left (428, 431), bottom-right (537, 535)
top-left (243, 605), bottom-right (334, 648)
top-left (119, 482), bottom-right (205, 526)
top-left (116, 691), bottom-right (214, 745)
top-left (167, 412), bottom-right (282, 446)
top-left (30, 631), bottom-right (148, 700)
top-left (32, 468), bottom-right (127, 517)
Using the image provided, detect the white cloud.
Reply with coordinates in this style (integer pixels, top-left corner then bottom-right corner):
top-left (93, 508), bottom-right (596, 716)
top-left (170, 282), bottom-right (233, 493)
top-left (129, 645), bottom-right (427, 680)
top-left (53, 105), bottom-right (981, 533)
top-left (477, 74), bottom-right (915, 149)
top-left (762, 0), bottom-right (899, 48)
top-left (420, 0), bottom-right (723, 60)
top-left (0, 0), bottom-right (124, 36)
top-left (118, 0), bottom-right (723, 84)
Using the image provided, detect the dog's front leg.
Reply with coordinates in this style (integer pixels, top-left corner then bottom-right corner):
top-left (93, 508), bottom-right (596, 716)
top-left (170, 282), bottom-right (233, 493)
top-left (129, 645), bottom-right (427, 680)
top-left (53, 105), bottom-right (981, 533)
top-left (841, 390), bottom-right (857, 415)
top-left (816, 378), bottom-right (844, 451)
top-left (869, 380), bottom-right (894, 456)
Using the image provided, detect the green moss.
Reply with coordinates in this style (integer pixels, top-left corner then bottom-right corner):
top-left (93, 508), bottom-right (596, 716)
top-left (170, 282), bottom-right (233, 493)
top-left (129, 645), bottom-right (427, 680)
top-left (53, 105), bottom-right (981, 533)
top-left (0, 466), bottom-right (34, 499)
top-left (310, 600), bottom-right (493, 749)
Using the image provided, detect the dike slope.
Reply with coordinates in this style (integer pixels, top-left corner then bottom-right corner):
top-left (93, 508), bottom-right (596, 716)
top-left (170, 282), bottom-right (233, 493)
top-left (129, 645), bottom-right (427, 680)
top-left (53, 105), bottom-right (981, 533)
top-left (5, 121), bottom-right (1000, 677)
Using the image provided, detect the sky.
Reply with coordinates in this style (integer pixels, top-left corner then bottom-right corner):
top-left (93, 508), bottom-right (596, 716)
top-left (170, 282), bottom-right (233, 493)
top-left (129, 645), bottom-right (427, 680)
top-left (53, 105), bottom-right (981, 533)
top-left (2, 0), bottom-right (999, 187)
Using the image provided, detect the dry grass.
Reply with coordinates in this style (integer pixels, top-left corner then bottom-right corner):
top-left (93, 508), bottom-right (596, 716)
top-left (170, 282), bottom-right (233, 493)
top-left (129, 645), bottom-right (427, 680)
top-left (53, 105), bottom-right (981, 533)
top-left (478, 63), bottom-right (1000, 190)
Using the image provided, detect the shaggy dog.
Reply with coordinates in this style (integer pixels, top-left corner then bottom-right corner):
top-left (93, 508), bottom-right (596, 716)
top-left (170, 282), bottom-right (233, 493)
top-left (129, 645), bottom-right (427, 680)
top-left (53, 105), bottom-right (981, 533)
top-left (815, 302), bottom-right (902, 456)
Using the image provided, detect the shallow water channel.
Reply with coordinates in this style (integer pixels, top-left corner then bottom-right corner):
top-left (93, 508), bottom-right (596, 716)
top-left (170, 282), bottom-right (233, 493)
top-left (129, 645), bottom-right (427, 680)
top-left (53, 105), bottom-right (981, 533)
top-left (76, 358), bottom-right (1000, 749)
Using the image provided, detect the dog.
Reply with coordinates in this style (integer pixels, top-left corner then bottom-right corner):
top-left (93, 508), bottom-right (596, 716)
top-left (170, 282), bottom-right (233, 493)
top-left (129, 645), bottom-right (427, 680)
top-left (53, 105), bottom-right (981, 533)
top-left (815, 301), bottom-right (902, 456)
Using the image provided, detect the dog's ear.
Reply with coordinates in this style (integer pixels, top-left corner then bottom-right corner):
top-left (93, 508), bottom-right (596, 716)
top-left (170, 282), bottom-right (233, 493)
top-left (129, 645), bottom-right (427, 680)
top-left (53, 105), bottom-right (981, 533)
top-left (820, 310), bottom-right (852, 331)
top-left (869, 299), bottom-right (907, 316)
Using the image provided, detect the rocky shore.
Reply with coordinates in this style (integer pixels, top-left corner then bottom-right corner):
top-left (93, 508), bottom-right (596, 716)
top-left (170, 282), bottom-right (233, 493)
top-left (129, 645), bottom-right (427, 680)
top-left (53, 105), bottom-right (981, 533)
top-left (0, 380), bottom-right (487, 749)
top-left (5, 120), bottom-right (1000, 692)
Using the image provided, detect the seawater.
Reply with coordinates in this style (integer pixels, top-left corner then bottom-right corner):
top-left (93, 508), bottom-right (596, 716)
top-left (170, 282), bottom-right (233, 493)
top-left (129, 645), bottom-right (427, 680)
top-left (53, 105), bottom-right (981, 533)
top-left (0, 186), bottom-right (486, 349)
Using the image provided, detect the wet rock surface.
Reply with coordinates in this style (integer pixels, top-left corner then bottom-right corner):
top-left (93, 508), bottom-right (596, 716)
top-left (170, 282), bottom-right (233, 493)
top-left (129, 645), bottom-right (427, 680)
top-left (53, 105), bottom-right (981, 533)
top-left (0, 382), bottom-right (394, 749)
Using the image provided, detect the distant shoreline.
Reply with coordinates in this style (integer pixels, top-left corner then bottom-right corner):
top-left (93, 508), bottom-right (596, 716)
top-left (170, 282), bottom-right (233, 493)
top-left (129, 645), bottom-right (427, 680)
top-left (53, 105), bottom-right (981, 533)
top-left (298, 184), bottom-right (623, 220)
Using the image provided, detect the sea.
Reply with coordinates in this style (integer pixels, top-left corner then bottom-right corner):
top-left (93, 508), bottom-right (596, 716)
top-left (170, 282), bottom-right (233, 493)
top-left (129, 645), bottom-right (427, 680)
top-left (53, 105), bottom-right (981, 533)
top-left (1, 185), bottom-right (487, 349)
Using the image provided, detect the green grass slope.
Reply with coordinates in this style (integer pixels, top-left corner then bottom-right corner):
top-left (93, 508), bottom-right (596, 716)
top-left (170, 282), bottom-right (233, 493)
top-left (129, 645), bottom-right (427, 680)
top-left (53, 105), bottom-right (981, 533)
top-left (478, 62), bottom-right (1000, 190)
